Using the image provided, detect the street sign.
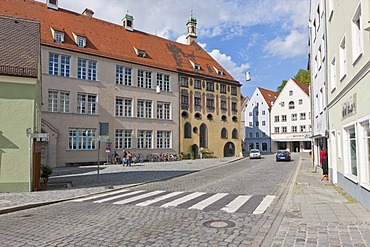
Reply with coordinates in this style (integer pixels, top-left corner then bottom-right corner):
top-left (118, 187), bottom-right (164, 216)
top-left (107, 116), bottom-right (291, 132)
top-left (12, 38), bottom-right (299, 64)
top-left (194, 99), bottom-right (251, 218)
top-left (106, 142), bottom-right (111, 153)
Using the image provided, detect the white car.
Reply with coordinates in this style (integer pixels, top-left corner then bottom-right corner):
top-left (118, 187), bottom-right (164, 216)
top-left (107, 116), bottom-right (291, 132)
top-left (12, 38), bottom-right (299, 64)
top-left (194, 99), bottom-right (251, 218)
top-left (249, 149), bottom-right (261, 159)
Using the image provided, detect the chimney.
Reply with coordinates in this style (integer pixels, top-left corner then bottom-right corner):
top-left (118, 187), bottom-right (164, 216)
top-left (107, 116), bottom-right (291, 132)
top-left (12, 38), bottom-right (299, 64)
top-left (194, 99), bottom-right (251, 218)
top-left (82, 8), bottom-right (94, 17)
top-left (47, 0), bottom-right (58, 10)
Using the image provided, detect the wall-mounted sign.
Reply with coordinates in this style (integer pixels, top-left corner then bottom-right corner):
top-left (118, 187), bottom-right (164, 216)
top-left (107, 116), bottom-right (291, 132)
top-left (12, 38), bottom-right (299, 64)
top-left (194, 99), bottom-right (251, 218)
top-left (342, 93), bottom-right (356, 119)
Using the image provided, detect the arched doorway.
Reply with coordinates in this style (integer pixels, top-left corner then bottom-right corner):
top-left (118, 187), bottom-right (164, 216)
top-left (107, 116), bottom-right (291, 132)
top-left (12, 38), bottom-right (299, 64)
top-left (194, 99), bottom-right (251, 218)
top-left (200, 123), bottom-right (208, 148)
top-left (192, 144), bottom-right (199, 159)
top-left (224, 142), bottom-right (235, 157)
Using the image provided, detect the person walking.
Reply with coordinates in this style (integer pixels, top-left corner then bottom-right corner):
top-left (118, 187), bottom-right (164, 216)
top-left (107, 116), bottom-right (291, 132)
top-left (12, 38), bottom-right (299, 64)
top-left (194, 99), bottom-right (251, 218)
top-left (320, 147), bottom-right (328, 181)
top-left (126, 151), bottom-right (132, 167)
top-left (122, 150), bottom-right (127, 166)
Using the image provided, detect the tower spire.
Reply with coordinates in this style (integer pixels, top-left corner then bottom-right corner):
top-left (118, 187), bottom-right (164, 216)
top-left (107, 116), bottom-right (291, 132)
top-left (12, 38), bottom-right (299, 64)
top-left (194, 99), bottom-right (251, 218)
top-left (186, 9), bottom-right (197, 45)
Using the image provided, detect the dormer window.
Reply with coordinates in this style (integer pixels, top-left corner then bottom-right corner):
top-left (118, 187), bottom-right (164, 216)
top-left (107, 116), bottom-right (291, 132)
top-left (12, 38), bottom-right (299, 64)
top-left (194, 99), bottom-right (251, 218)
top-left (72, 33), bottom-right (86, 48)
top-left (189, 60), bottom-right (201, 70)
top-left (134, 47), bottom-right (146, 58)
top-left (214, 67), bottom-right (224, 75)
top-left (51, 28), bottom-right (64, 43)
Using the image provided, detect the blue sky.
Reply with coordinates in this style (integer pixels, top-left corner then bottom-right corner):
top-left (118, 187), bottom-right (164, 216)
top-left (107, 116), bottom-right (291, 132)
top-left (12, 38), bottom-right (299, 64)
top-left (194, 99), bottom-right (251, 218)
top-left (39, 0), bottom-right (310, 98)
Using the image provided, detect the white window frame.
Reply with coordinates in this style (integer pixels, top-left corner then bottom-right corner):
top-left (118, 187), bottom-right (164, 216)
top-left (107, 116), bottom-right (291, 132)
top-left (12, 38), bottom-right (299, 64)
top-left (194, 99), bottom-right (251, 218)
top-left (77, 93), bottom-right (97, 115)
top-left (157, 130), bottom-right (171, 149)
top-left (351, 3), bottom-right (363, 64)
top-left (339, 35), bottom-right (347, 81)
top-left (137, 99), bottom-right (152, 118)
top-left (157, 102), bottom-right (171, 120)
top-left (330, 56), bottom-right (336, 92)
top-left (115, 129), bottom-right (132, 149)
top-left (137, 130), bottom-right (153, 149)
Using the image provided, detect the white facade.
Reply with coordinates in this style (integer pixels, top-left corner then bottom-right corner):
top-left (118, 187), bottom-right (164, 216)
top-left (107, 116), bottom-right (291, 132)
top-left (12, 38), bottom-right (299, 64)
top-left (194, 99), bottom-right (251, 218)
top-left (309, 0), bottom-right (329, 168)
top-left (271, 78), bottom-right (311, 153)
top-left (326, 0), bottom-right (370, 211)
top-left (244, 87), bottom-right (275, 153)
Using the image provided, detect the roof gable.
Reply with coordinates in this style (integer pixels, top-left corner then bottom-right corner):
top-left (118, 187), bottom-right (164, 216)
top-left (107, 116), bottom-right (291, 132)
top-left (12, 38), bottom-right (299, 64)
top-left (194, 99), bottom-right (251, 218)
top-left (258, 87), bottom-right (279, 108)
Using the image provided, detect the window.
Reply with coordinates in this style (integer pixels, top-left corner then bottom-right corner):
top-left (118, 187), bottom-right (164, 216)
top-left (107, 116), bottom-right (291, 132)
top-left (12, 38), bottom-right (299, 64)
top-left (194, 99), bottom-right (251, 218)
top-left (48, 53), bottom-right (70, 77)
top-left (346, 127), bottom-right (357, 176)
top-left (339, 36), bottom-right (347, 80)
top-left (330, 57), bottom-right (337, 92)
top-left (328, 0), bottom-right (334, 20)
top-left (77, 37), bottom-right (86, 48)
top-left (256, 132), bottom-right (260, 138)
top-left (181, 95), bottom-right (188, 105)
top-left (292, 126), bottom-right (297, 132)
top-left (54, 31), bottom-right (64, 43)
top-left (232, 102), bottom-right (237, 111)
top-left (116, 66), bottom-right (132, 86)
top-left (116, 98), bottom-right (132, 117)
top-left (275, 116), bottom-right (280, 122)
top-left (351, 4), bottom-right (363, 63)
top-left (206, 99), bottom-right (214, 108)
top-left (220, 84), bottom-right (226, 93)
top-left (48, 90), bottom-right (70, 113)
top-left (138, 70), bottom-right (152, 89)
top-left (262, 110), bottom-right (266, 115)
top-left (232, 129), bottom-right (238, 139)
top-left (221, 128), bottom-right (228, 139)
top-left (68, 128), bottom-right (96, 150)
top-left (289, 90), bottom-right (293, 96)
top-left (256, 121), bottom-right (259, 127)
top-left (282, 127), bottom-right (287, 133)
top-left (157, 131), bottom-right (171, 149)
top-left (231, 86), bottom-right (237, 95)
top-left (221, 100), bottom-right (227, 109)
top-left (184, 122), bottom-right (191, 138)
top-left (137, 100), bottom-right (152, 118)
top-left (362, 123), bottom-right (370, 183)
top-left (181, 77), bottom-right (188, 87)
top-left (77, 93), bottom-right (96, 114)
top-left (298, 99), bottom-right (303, 105)
top-left (256, 143), bottom-right (260, 150)
top-left (137, 130), bottom-right (153, 149)
top-left (115, 129), bottom-right (132, 149)
top-left (300, 125), bottom-right (306, 132)
top-left (157, 73), bottom-right (170, 91)
top-left (292, 114), bottom-right (297, 121)
top-left (282, 115), bottom-right (287, 122)
top-left (195, 97), bottom-right (201, 107)
top-left (78, 58), bottom-right (97, 80)
top-left (280, 102), bottom-right (285, 107)
top-left (249, 122), bottom-right (252, 127)
top-left (206, 82), bottom-right (214, 92)
top-left (249, 132), bottom-right (252, 138)
top-left (262, 121), bottom-right (265, 126)
top-left (289, 101), bottom-right (295, 109)
top-left (249, 112), bottom-right (252, 116)
top-left (300, 113), bottom-right (306, 120)
top-left (194, 79), bottom-right (201, 89)
top-left (275, 127), bottom-right (279, 133)
top-left (157, 102), bottom-right (171, 120)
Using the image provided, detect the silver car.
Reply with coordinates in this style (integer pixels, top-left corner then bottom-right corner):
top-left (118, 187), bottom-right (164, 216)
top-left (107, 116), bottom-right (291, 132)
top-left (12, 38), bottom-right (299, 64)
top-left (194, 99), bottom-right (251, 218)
top-left (249, 149), bottom-right (261, 159)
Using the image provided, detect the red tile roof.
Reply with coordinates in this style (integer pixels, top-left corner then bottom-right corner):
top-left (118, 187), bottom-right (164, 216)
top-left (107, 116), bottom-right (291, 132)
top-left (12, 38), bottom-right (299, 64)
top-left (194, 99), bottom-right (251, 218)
top-left (292, 78), bottom-right (310, 96)
top-left (0, 0), bottom-right (239, 84)
top-left (258, 87), bottom-right (279, 108)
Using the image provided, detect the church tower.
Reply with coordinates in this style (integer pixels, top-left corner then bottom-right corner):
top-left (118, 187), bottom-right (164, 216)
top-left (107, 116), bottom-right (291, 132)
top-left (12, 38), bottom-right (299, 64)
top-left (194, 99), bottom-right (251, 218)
top-left (186, 10), bottom-right (197, 45)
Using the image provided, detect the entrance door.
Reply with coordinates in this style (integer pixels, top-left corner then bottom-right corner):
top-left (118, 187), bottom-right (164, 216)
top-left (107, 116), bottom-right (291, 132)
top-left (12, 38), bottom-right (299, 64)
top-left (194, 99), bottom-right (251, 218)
top-left (192, 144), bottom-right (199, 159)
top-left (292, 141), bottom-right (300, 152)
top-left (224, 142), bottom-right (235, 157)
top-left (32, 141), bottom-right (42, 191)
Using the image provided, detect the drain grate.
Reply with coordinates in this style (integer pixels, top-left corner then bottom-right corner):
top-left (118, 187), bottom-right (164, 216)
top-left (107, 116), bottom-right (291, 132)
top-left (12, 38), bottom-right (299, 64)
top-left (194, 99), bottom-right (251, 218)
top-left (203, 220), bottom-right (235, 229)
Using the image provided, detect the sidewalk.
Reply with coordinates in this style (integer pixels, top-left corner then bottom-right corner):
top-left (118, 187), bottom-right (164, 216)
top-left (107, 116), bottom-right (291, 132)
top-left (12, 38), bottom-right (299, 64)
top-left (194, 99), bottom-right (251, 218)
top-left (0, 157), bottom-right (238, 214)
top-left (271, 154), bottom-right (370, 246)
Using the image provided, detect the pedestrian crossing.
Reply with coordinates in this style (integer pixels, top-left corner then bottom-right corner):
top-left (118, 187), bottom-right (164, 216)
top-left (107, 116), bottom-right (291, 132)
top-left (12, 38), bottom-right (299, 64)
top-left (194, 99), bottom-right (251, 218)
top-left (72, 189), bottom-right (275, 215)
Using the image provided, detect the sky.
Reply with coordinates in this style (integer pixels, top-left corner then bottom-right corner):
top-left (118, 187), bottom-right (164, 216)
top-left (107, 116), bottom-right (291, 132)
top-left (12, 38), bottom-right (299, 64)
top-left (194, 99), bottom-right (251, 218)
top-left (37, 0), bottom-right (310, 98)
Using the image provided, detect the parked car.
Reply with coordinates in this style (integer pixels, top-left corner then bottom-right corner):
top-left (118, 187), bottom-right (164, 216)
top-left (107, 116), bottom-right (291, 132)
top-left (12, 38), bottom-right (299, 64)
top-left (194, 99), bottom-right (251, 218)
top-left (249, 149), bottom-right (261, 159)
top-left (276, 150), bottom-right (291, 161)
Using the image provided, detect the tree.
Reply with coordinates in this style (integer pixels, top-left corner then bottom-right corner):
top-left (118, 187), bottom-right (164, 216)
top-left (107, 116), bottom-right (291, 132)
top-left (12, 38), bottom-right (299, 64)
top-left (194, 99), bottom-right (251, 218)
top-left (276, 69), bottom-right (310, 92)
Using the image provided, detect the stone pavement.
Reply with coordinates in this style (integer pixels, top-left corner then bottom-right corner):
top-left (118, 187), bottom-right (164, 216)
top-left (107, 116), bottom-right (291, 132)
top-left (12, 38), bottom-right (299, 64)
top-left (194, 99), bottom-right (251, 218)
top-left (270, 154), bottom-right (370, 247)
top-left (0, 157), bottom-right (238, 213)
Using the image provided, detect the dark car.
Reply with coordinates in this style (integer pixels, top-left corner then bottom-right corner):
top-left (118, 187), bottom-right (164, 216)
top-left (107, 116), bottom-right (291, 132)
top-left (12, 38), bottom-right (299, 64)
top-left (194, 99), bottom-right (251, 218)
top-left (276, 150), bottom-right (291, 161)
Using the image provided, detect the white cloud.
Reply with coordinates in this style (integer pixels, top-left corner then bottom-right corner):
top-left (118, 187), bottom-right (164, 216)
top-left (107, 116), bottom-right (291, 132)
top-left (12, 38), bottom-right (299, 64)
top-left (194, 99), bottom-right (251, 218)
top-left (208, 49), bottom-right (250, 82)
top-left (263, 30), bottom-right (308, 58)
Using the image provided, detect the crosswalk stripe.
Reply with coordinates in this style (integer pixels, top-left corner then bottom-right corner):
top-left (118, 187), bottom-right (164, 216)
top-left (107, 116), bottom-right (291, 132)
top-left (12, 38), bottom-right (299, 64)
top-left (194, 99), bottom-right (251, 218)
top-left (220, 195), bottom-right (251, 213)
top-left (160, 192), bottom-right (206, 208)
top-left (72, 189), bottom-right (129, 202)
top-left (188, 193), bottom-right (228, 210)
top-left (113, 191), bottom-right (165, 205)
top-left (94, 190), bottom-right (145, 203)
top-left (252, 195), bottom-right (275, 214)
top-left (136, 191), bottom-right (185, 207)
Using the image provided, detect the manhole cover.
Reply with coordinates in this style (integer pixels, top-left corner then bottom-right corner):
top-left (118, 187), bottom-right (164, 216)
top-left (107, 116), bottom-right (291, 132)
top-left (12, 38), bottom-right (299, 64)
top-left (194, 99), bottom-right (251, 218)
top-left (203, 220), bottom-right (235, 229)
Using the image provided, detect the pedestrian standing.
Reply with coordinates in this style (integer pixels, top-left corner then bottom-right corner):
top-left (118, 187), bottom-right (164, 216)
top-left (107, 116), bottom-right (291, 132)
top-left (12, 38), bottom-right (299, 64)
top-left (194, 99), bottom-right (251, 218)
top-left (320, 148), bottom-right (328, 181)
top-left (122, 149), bottom-right (127, 166)
top-left (126, 151), bottom-right (132, 167)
